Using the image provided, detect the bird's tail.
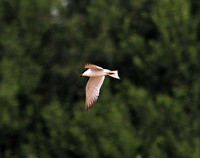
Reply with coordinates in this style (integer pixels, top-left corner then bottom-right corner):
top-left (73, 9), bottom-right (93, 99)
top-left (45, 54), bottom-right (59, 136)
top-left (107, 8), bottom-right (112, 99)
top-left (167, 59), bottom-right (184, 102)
top-left (108, 70), bottom-right (120, 79)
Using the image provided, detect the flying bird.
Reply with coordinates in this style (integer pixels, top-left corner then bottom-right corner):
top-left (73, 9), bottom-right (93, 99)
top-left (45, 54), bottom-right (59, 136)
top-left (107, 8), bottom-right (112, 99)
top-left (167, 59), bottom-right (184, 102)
top-left (80, 62), bottom-right (120, 110)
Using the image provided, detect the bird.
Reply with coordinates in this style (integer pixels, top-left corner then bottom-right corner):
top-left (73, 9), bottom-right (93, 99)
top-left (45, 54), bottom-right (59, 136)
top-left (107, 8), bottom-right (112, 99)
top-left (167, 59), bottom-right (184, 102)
top-left (80, 62), bottom-right (120, 110)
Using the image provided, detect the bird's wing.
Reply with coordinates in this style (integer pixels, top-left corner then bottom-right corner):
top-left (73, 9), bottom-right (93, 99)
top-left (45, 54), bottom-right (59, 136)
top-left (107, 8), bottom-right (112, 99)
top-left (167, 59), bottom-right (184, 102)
top-left (85, 76), bottom-right (105, 110)
top-left (84, 62), bottom-right (104, 70)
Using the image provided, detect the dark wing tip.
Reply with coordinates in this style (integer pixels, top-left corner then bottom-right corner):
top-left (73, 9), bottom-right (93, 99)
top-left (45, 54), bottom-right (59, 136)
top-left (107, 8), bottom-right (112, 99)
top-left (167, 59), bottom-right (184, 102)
top-left (86, 99), bottom-right (97, 111)
top-left (85, 62), bottom-right (92, 68)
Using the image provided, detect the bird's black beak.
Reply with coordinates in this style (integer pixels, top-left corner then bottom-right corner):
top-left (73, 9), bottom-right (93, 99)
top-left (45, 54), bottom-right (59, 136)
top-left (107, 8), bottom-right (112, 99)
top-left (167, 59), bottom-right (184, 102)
top-left (80, 70), bottom-right (86, 77)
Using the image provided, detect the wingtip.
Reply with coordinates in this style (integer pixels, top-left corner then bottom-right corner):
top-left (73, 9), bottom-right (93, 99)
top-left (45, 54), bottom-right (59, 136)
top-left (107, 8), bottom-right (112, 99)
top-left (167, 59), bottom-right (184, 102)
top-left (86, 106), bottom-right (90, 111)
top-left (85, 101), bottom-right (90, 111)
top-left (85, 105), bottom-right (91, 111)
top-left (85, 101), bottom-right (96, 111)
top-left (85, 62), bottom-right (91, 68)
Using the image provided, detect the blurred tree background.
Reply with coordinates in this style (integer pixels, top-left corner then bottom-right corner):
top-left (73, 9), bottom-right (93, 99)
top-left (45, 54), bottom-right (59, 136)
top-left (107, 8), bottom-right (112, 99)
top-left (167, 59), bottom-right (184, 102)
top-left (0, 0), bottom-right (199, 157)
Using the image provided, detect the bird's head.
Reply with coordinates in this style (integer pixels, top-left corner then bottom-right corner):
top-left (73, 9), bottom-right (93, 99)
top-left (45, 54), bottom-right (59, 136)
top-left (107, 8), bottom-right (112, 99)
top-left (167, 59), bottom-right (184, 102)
top-left (80, 69), bottom-right (88, 77)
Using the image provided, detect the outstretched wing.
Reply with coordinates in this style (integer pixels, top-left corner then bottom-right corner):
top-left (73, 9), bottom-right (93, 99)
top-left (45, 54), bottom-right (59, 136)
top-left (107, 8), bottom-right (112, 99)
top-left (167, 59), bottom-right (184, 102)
top-left (84, 62), bottom-right (104, 70)
top-left (85, 76), bottom-right (105, 110)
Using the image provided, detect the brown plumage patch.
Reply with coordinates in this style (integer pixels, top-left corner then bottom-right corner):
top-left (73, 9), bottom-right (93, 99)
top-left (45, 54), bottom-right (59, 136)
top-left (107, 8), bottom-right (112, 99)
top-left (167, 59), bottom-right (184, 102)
top-left (86, 92), bottom-right (98, 110)
top-left (84, 62), bottom-right (93, 68)
top-left (86, 99), bottom-right (97, 111)
top-left (84, 62), bottom-right (103, 70)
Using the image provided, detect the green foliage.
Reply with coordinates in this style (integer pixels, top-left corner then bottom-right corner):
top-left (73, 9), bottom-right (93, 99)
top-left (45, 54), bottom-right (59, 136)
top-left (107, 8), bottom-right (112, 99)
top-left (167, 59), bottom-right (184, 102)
top-left (0, 0), bottom-right (199, 157)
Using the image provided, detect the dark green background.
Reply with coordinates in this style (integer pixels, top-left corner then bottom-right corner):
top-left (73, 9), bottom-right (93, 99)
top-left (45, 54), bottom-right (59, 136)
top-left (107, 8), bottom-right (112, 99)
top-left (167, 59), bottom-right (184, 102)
top-left (0, 0), bottom-right (199, 157)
